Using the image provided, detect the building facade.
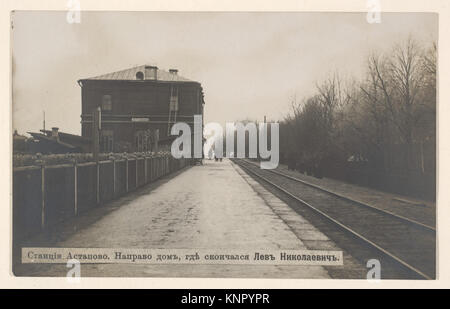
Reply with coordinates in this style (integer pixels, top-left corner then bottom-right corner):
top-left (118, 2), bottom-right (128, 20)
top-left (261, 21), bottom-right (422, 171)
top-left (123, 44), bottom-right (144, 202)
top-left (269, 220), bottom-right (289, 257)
top-left (79, 65), bottom-right (205, 153)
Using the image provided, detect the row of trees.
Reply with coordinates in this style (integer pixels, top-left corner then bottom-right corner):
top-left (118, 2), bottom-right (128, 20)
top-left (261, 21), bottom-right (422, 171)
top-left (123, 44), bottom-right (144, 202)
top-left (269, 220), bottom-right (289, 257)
top-left (280, 38), bottom-right (436, 198)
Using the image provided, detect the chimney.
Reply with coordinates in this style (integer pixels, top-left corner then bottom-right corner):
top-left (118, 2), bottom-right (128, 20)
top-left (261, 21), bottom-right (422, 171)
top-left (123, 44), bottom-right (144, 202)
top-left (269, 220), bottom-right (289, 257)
top-left (51, 127), bottom-right (59, 141)
top-left (169, 69), bottom-right (178, 75)
top-left (145, 65), bottom-right (158, 80)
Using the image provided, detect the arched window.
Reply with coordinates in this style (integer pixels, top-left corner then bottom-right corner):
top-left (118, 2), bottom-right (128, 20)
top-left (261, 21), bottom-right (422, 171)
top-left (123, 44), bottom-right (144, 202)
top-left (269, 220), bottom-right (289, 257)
top-left (101, 94), bottom-right (112, 111)
top-left (100, 130), bottom-right (114, 153)
top-left (136, 71), bottom-right (144, 80)
top-left (135, 130), bottom-right (153, 152)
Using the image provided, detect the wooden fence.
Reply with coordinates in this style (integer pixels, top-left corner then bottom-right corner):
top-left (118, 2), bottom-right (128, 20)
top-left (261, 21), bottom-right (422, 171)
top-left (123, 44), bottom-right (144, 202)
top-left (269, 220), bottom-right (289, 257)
top-left (13, 153), bottom-right (189, 241)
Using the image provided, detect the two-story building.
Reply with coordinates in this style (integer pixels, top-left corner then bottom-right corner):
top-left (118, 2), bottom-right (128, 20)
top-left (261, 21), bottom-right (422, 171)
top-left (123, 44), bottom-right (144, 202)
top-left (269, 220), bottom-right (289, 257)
top-left (79, 65), bottom-right (205, 153)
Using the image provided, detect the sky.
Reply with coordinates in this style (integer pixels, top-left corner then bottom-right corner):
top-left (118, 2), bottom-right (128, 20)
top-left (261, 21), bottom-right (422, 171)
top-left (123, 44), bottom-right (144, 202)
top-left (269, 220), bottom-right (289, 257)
top-left (12, 11), bottom-right (437, 136)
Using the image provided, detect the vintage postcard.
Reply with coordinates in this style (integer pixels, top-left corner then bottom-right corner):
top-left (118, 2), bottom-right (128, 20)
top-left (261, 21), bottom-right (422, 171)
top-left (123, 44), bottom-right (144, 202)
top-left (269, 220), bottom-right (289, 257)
top-left (4, 0), bottom-right (447, 288)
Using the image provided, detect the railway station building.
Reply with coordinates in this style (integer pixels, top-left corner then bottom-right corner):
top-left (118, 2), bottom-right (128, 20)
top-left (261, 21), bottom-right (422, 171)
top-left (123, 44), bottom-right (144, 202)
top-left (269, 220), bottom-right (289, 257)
top-left (78, 65), bottom-right (205, 153)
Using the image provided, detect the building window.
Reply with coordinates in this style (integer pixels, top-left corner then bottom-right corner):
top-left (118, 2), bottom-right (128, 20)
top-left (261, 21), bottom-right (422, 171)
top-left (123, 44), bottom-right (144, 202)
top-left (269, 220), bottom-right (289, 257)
top-left (101, 95), bottom-right (112, 111)
top-left (135, 130), bottom-right (152, 152)
top-left (101, 130), bottom-right (114, 153)
top-left (169, 85), bottom-right (179, 112)
top-left (136, 71), bottom-right (144, 80)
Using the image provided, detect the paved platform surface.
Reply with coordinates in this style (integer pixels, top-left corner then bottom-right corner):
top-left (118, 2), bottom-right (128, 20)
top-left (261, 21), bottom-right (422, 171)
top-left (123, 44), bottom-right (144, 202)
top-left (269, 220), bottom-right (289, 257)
top-left (16, 159), bottom-right (363, 278)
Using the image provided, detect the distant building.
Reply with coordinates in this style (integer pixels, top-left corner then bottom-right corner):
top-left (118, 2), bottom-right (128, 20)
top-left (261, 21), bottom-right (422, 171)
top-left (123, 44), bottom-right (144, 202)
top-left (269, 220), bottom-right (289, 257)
top-left (78, 65), bottom-right (205, 153)
top-left (40, 128), bottom-right (91, 152)
top-left (27, 127), bottom-right (91, 154)
top-left (13, 130), bottom-right (28, 153)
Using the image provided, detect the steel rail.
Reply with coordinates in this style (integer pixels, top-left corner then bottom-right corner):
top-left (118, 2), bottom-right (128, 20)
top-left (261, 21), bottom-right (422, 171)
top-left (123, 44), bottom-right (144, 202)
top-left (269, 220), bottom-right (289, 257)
top-left (240, 159), bottom-right (435, 232)
top-left (234, 159), bottom-right (433, 280)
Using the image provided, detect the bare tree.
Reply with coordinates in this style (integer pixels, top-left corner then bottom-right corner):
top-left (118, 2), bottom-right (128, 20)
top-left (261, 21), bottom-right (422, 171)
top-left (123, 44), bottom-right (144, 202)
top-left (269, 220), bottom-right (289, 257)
top-left (279, 36), bottom-right (436, 197)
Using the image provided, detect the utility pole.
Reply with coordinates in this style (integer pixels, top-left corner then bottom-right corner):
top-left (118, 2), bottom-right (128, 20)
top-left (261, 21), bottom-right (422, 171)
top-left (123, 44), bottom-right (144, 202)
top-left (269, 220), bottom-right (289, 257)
top-left (92, 106), bottom-right (101, 205)
top-left (92, 107), bottom-right (101, 162)
top-left (43, 111), bottom-right (45, 131)
top-left (153, 129), bottom-right (159, 153)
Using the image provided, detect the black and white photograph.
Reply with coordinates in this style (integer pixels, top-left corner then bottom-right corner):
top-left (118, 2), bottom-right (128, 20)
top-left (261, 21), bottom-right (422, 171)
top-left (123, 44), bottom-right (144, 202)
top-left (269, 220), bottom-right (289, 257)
top-left (8, 5), bottom-right (439, 283)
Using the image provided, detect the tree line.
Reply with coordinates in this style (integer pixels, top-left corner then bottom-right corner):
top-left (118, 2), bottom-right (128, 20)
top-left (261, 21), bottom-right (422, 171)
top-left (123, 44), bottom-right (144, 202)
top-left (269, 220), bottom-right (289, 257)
top-left (279, 37), bottom-right (436, 199)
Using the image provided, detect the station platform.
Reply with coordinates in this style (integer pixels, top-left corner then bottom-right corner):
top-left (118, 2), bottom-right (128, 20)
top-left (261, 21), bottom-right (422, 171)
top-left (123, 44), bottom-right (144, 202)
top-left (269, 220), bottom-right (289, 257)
top-left (16, 159), bottom-right (365, 278)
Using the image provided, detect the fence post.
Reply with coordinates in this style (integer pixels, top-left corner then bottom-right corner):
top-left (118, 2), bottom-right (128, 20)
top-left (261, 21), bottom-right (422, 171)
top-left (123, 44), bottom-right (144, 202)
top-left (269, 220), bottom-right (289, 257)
top-left (151, 157), bottom-right (154, 181)
top-left (126, 157), bottom-right (129, 192)
top-left (96, 162), bottom-right (100, 205)
top-left (164, 156), bottom-right (167, 175)
top-left (153, 157), bottom-right (156, 180)
top-left (112, 159), bottom-right (116, 197)
top-left (158, 156), bottom-right (161, 178)
top-left (74, 162), bottom-right (78, 216)
top-left (135, 158), bottom-right (138, 187)
top-left (40, 164), bottom-right (45, 230)
top-left (144, 157), bottom-right (148, 184)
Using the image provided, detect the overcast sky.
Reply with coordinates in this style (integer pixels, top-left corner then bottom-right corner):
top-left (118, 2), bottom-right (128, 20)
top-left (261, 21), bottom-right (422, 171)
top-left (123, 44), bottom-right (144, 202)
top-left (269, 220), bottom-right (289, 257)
top-left (12, 11), bottom-right (437, 135)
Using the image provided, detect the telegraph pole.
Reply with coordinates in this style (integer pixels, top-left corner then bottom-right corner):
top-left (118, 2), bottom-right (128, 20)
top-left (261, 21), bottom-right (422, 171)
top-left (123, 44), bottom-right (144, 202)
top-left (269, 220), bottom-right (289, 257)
top-left (92, 107), bottom-right (101, 162)
top-left (153, 129), bottom-right (159, 153)
top-left (92, 106), bottom-right (101, 205)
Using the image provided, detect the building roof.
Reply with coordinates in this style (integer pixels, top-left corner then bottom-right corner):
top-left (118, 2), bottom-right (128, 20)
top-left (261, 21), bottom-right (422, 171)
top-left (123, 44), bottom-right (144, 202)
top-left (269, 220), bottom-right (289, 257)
top-left (28, 132), bottom-right (79, 150)
top-left (79, 65), bottom-right (195, 83)
top-left (13, 130), bottom-right (28, 140)
top-left (40, 130), bottom-right (91, 143)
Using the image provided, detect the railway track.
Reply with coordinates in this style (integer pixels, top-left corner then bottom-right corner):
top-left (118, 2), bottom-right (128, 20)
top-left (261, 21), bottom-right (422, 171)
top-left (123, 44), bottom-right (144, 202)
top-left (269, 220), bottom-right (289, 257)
top-left (242, 159), bottom-right (435, 231)
top-left (233, 159), bottom-right (436, 280)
